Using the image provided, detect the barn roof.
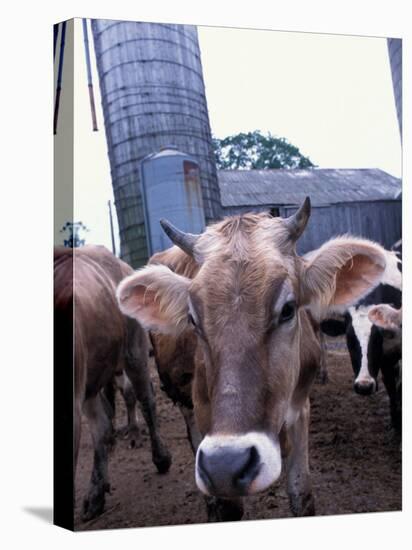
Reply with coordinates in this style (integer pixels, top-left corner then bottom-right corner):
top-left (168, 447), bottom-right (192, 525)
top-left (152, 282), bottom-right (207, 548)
top-left (217, 168), bottom-right (401, 208)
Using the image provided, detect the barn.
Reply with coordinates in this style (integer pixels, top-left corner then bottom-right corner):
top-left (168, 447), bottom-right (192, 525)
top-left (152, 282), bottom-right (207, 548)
top-left (218, 168), bottom-right (402, 253)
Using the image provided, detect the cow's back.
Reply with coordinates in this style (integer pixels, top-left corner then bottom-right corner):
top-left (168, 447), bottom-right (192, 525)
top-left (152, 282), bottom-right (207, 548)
top-left (76, 245), bottom-right (134, 283)
top-left (54, 246), bottom-right (136, 398)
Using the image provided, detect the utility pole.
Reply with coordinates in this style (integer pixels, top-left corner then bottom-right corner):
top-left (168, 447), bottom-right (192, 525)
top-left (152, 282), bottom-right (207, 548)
top-left (108, 200), bottom-right (116, 256)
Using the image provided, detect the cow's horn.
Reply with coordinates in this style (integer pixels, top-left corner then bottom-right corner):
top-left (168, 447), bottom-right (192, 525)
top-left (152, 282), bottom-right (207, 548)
top-left (284, 196), bottom-right (311, 241)
top-left (160, 219), bottom-right (200, 257)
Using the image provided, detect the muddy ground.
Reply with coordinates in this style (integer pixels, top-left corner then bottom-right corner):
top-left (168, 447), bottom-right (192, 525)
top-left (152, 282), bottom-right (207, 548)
top-left (74, 337), bottom-right (402, 530)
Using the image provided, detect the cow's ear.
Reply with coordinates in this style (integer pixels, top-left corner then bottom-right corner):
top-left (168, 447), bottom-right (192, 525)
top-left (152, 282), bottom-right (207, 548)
top-left (368, 304), bottom-right (401, 330)
top-left (301, 237), bottom-right (386, 318)
top-left (116, 265), bottom-right (190, 334)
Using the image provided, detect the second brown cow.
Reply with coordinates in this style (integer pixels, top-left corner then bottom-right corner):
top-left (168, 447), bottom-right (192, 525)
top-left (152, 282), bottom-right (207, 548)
top-left (55, 245), bottom-right (171, 522)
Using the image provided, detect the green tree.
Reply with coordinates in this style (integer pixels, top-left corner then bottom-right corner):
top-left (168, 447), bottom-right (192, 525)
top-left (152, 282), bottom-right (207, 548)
top-left (213, 130), bottom-right (315, 170)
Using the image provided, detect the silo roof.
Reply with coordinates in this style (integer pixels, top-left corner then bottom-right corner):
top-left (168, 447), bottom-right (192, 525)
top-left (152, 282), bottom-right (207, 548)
top-left (218, 168), bottom-right (402, 207)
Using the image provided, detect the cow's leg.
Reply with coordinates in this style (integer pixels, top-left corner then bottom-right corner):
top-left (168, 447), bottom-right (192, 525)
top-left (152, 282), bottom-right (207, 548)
top-left (381, 360), bottom-right (402, 433)
top-left (115, 372), bottom-right (141, 446)
top-left (179, 405), bottom-right (202, 453)
top-left (124, 353), bottom-right (172, 474)
top-left (81, 393), bottom-right (113, 521)
top-left (286, 399), bottom-right (315, 516)
top-left (317, 331), bottom-right (329, 384)
top-left (205, 496), bottom-right (244, 522)
top-left (120, 373), bottom-right (140, 433)
top-left (102, 379), bottom-right (116, 420)
top-left (178, 405), bottom-right (244, 522)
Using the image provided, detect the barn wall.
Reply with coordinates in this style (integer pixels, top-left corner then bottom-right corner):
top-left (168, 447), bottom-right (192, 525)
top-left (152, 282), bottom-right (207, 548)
top-left (286, 201), bottom-right (401, 253)
top-left (221, 205), bottom-right (270, 217)
top-left (222, 200), bottom-right (401, 253)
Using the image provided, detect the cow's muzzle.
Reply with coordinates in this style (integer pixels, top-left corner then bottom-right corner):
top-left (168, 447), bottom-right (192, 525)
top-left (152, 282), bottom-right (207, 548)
top-left (354, 377), bottom-right (377, 395)
top-left (195, 432), bottom-right (281, 497)
top-left (197, 445), bottom-right (260, 496)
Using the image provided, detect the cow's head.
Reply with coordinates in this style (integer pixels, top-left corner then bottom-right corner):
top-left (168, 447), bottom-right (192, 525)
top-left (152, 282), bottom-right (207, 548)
top-left (369, 304), bottom-right (402, 332)
top-left (369, 304), bottom-right (402, 359)
top-left (321, 307), bottom-right (383, 395)
top-left (117, 198), bottom-right (387, 498)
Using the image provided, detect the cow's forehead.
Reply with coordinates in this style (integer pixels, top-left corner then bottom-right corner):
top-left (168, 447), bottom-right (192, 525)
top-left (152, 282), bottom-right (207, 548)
top-left (195, 212), bottom-right (292, 263)
top-left (189, 253), bottom-right (296, 324)
top-left (189, 213), bottom-right (299, 314)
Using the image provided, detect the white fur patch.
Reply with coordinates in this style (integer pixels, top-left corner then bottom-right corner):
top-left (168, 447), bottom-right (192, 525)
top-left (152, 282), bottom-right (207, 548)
top-left (349, 305), bottom-right (374, 385)
top-left (195, 432), bottom-right (281, 496)
top-left (381, 250), bottom-right (402, 290)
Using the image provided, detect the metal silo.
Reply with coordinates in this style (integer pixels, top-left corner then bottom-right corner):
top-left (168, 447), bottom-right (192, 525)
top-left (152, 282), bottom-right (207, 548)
top-left (387, 38), bottom-right (402, 140)
top-left (91, 19), bottom-right (222, 267)
top-left (140, 147), bottom-right (206, 256)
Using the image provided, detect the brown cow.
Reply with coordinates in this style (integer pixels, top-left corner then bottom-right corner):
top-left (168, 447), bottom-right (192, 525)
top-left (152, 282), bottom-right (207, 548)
top-left (117, 198), bottom-right (387, 520)
top-left (54, 245), bottom-right (171, 521)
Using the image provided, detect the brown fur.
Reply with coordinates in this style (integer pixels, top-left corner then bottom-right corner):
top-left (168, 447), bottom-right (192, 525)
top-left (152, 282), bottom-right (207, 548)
top-left (55, 245), bottom-right (170, 521)
top-left (55, 245), bottom-right (142, 398)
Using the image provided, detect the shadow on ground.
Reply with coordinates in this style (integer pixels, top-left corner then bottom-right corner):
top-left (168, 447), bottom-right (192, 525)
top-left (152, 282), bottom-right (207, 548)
top-left (23, 507), bottom-right (53, 524)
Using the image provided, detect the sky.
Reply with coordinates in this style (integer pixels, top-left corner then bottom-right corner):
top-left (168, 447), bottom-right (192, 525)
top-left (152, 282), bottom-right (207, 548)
top-left (198, 26), bottom-right (400, 174)
top-left (62, 19), bottom-right (401, 251)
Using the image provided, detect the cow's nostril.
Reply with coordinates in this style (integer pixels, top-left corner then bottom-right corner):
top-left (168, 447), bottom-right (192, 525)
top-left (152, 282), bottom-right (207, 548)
top-left (234, 446), bottom-right (261, 490)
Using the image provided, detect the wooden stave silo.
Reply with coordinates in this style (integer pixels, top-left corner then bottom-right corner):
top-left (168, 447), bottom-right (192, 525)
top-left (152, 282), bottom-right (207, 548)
top-left (91, 19), bottom-right (221, 267)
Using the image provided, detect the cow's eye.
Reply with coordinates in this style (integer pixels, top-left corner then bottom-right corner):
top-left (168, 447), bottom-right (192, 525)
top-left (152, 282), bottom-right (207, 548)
top-left (188, 313), bottom-right (197, 327)
top-left (279, 301), bottom-right (296, 323)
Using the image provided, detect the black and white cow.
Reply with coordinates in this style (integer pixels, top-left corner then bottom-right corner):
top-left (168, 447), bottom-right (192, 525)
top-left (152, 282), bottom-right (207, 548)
top-left (368, 303), bottom-right (402, 432)
top-left (320, 247), bottom-right (402, 431)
